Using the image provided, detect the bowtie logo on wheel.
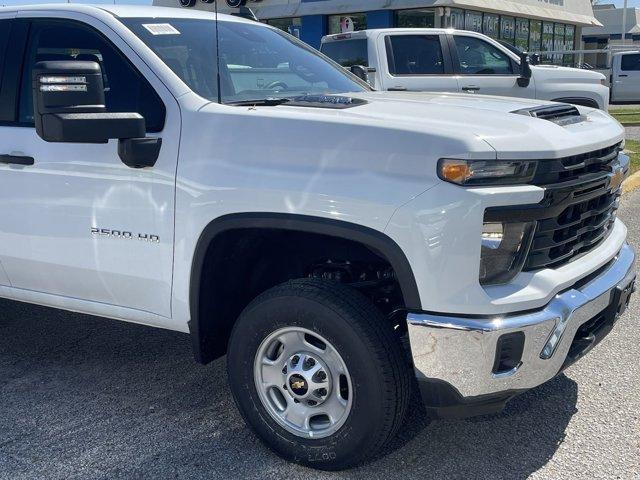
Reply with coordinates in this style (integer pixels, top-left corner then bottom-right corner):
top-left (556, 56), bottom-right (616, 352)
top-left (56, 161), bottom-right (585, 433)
top-left (180, 0), bottom-right (247, 7)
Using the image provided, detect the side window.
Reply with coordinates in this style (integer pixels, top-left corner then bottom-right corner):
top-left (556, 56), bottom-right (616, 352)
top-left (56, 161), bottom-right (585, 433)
top-left (453, 36), bottom-right (513, 75)
top-left (19, 21), bottom-right (165, 132)
top-left (321, 39), bottom-right (368, 67)
top-left (386, 35), bottom-right (444, 75)
top-left (621, 54), bottom-right (640, 72)
top-left (0, 20), bottom-right (10, 91)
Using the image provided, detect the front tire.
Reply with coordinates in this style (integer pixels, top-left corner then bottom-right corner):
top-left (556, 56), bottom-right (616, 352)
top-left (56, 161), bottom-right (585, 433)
top-left (227, 279), bottom-right (411, 470)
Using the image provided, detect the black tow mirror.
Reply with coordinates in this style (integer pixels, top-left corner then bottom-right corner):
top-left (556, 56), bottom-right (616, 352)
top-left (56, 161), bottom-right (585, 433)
top-left (32, 61), bottom-right (161, 168)
top-left (517, 52), bottom-right (532, 88)
top-left (350, 65), bottom-right (369, 82)
top-left (33, 61), bottom-right (145, 143)
top-left (529, 53), bottom-right (541, 66)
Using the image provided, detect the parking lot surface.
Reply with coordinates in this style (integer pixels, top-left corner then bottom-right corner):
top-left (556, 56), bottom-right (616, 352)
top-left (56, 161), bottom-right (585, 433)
top-left (1, 191), bottom-right (639, 480)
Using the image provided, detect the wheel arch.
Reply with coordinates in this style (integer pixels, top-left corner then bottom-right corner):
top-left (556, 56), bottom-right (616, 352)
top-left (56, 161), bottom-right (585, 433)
top-left (188, 213), bottom-right (421, 364)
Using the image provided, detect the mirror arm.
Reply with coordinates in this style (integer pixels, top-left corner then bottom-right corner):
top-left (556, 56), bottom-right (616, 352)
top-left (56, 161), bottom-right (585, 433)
top-left (118, 137), bottom-right (162, 169)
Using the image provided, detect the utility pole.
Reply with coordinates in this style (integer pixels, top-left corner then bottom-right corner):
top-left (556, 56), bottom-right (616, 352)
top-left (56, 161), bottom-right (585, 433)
top-left (621, 0), bottom-right (628, 45)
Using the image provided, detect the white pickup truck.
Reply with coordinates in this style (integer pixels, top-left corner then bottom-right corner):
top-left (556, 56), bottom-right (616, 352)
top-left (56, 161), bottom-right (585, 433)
top-left (610, 51), bottom-right (640, 103)
top-left (321, 29), bottom-right (610, 110)
top-left (0, 4), bottom-right (635, 471)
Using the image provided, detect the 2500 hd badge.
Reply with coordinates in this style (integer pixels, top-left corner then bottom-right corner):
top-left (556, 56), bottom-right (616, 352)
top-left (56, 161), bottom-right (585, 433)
top-left (90, 227), bottom-right (160, 243)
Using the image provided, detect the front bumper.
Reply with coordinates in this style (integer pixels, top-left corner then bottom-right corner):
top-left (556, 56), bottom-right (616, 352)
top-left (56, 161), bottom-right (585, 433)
top-left (407, 243), bottom-right (636, 414)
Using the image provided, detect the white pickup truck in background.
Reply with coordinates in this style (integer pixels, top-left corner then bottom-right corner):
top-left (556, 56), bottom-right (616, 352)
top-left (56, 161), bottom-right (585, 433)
top-left (610, 51), bottom-right (640, 103)
top-left (321, 29), bottom-right (610, 110)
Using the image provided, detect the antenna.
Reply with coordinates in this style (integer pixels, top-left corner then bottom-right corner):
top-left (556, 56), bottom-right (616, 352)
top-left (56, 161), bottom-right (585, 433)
top-left (215, 0), bottom-right (222, 104)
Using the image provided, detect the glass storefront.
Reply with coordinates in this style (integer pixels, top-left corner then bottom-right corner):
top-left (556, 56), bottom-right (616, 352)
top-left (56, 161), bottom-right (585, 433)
top-left (437, 9), bottom-right (578, 65)
top-left (327, 13), bottom-right (367, 35)
top-left (305, 7), bottom-right (579, 66)
top-left (395, 9), bottom-right (435, 28)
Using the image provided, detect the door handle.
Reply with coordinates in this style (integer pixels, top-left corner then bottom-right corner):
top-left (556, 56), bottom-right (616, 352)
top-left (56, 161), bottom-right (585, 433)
top-left (619, 74), bottom-right (629, 77)
top-left (462, 86), bottom-right (481, 92)
top-left (388, 86), bottom-right (408, 91)
top-left (0, 154), bottom-right (34, 166)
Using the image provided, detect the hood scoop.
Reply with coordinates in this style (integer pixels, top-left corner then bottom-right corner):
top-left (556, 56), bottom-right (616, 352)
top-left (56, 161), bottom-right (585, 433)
top-left (512, 104), bottom-right (586, 126)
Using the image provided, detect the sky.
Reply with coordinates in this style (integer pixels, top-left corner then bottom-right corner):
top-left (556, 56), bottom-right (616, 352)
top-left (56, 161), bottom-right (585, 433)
top-left (0, 0), bottom-right (638, 8)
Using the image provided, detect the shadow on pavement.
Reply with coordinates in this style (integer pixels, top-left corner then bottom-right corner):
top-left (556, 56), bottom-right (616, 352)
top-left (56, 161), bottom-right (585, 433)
top-left (0, 298), bottom-right (578, 480)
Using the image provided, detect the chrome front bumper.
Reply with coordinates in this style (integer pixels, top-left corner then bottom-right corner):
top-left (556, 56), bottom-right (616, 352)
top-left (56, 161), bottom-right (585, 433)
top-left (407, 243), bottom-right (636, 400)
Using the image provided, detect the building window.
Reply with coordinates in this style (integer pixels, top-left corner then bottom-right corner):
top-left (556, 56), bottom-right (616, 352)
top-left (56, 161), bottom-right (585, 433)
top-left (483, 14), bottom-right (500, 39)
top-left (500, 16), bottom-right (515, 44)
top-left (266, 18), bottom-right (301, 38)
top-left (449, 8), bottom-right (465, 29)
top-left (553, 23), bottom-right (565, 64)
top-left (515, 18), bottom-right (529, 51)
top-left (395, 9), bottom-right (435, 28)
top-left (328, 13), bottom-right (367, 35)
top-left (465, 11), bottom-right (483, 33)
top-left (541, 21), bottom-right (554, 60)
top-left (529, 20), bottom-right (542, 52)
top-left (553, 23), bottom-right (565, 51)
top-left (564, 24), bottom-right (576, 66)
top-left (583, 37), bottom-right (607, 68)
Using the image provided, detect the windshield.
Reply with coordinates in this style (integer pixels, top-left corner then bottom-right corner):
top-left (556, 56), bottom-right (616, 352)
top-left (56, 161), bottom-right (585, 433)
top-left (122, 18), bottom-right (369, 104)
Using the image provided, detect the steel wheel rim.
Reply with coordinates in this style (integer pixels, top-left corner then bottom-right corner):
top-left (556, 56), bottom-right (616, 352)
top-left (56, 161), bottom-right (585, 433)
top-left (253, 327), bottom-right (353, 439)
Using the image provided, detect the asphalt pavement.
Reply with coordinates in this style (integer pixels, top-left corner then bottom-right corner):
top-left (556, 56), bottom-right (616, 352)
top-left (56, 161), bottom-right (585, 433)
top-left (1, 194), bottom-right (640, 480)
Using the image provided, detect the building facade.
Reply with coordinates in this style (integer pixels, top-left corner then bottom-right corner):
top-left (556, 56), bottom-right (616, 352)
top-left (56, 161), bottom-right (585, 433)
top-left (581, 5), bottom-right (640, 67)
top-left (153, 0), bottom-right (600, 64)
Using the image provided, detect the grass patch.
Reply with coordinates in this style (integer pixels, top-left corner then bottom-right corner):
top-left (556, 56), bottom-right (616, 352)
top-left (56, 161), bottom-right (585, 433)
top-left (625, 138), bottom-right (640, 175)
top-left (610, 108), bottom-right (640, 124)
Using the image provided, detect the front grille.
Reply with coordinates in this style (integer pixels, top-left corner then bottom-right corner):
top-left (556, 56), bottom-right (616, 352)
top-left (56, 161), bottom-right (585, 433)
top-left (485, 142), bottom-right (624, 272)
top-left (532, 143), bottom-right (621, 185)
top-left (524, 187), bottom-right (620, 270)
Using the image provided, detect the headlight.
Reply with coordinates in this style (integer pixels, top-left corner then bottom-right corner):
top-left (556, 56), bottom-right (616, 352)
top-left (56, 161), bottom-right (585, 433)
top-left (480, 221), bottom-right (535, 285)
top-left (438, 159), bottom-right (537, 186)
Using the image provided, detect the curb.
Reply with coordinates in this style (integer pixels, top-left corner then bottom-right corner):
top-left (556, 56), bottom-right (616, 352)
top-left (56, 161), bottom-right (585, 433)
top-left (623, 170), bottom-right (640, 194)
top-left (621, 122), bottom-right (640, 127)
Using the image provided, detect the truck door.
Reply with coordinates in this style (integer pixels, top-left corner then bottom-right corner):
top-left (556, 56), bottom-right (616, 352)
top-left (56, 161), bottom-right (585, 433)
top-left (449, 34), bottom-right (536, 100)
top-left (0, 16), bottom-right (14, 286)
top-left (377, 33), bottom-right (459, 92)
top-left (0, 18), bottom-right (179, 320)
top-left (612, 53), bottom-right (640, 102)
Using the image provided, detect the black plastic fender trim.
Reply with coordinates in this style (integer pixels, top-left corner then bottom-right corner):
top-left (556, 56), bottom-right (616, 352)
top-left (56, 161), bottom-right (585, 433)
top-left (188, 212), bottom-right (422, 364)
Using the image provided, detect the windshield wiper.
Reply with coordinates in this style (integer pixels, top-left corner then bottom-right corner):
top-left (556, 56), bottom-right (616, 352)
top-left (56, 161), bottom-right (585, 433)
top-left (226, 97), bottom-right (292, 106)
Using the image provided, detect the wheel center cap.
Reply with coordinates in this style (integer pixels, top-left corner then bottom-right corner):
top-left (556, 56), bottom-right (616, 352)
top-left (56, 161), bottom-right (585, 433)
top-left (288, 374), bottom-right (308, 396)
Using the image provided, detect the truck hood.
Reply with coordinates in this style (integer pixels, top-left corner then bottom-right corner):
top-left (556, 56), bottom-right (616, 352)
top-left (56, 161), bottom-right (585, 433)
top-left (306, 91), bottom-right (625, 159)
top-left (531, 64), bottom-right (607, 84)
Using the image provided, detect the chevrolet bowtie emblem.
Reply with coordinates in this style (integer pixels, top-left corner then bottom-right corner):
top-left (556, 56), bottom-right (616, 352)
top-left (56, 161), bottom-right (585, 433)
top-left (610, 167), bottom-right (625, 192)
top-left (291, 380), bottom-right (305, 390)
